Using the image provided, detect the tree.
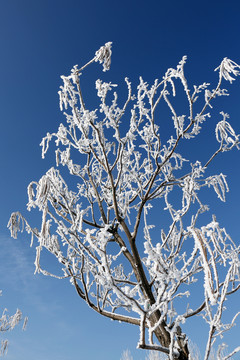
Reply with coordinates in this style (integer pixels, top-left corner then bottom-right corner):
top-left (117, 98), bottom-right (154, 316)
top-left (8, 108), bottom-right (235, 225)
top-left (120, 349), bottom-right (167, 360)
top-left (8, 43), bottom-right (240, 359)
top-left (0, 291), bottom-right (27, 356)
top-left (120, 345), bottom-right (222, 360)
top-left (145, 350), bottom-right (167, 360)
top-left (121, 349), bottom-right (133, 360)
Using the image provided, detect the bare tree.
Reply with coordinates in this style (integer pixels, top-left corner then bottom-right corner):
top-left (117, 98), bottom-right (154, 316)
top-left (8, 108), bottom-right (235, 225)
top-left (146, 350), bottom-right (168, 360)
top-left (8, 43), bottom-right (240, 359)
top-left (120, 345), bottom-right (229, 360)
top-left (0, 291), bottom-right (27, 356)
top-left (121, 349), bottom-right (134, 360)
top-left (120, 349), bottom-right (167, 360)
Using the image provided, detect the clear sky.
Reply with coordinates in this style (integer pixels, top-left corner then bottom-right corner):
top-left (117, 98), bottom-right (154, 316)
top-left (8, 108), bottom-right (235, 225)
top-left (0, 0), bottom-right (240, 359)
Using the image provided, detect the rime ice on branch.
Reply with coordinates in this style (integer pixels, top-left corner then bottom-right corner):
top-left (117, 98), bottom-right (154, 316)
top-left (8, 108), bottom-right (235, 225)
top-left (8, 43), bottom-right (240, 360)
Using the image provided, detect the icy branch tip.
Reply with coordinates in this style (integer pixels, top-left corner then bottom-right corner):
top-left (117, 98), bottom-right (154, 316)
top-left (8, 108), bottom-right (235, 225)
top-left (95, 42), bottom-right (112, 72)
top-left (215, 58), bottom-right (240, 83)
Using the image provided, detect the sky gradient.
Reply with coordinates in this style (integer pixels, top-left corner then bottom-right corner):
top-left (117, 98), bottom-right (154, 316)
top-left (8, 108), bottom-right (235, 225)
top-left (0, 1), bottom-right (240, 359)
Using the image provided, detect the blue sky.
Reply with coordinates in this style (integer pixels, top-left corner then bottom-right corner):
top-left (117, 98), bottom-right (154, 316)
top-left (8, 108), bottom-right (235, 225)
top-left (0, 0), bottom-right (240, 359)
